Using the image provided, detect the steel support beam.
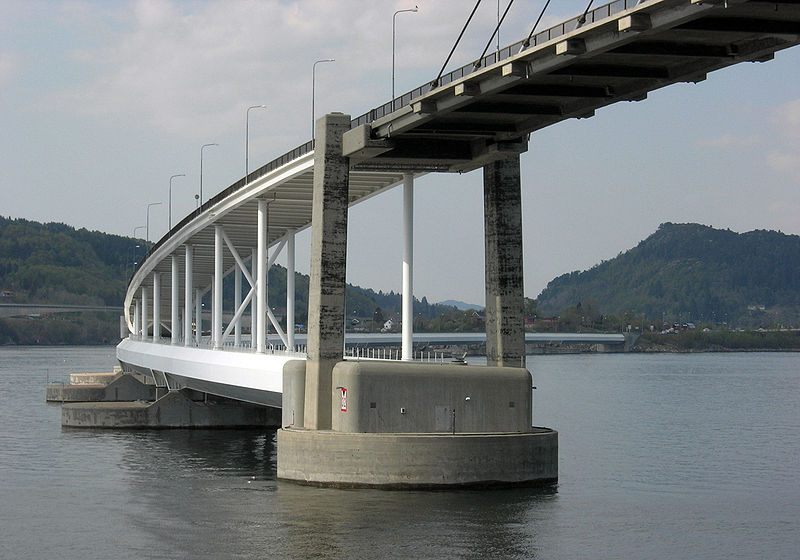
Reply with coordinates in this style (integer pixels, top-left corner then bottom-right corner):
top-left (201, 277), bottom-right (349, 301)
top-left (402, 173), bottom-right (414, 361)
top-left (195, 288), bottom-right (202, 346)
top-left (184, 245), bottom-right (193, 346)
top-left (171, 255), bottom-right (179, 345)
top-left (141, 287), bottom-right (148, 339)
top-left (152, 273), bottom-right (161, 343)
top-left (286, 230), bottom-right (296, 350)
top-left (213, 226), bottom-right (223, 349)
top-left (257, 200), bottom-right (267, 353)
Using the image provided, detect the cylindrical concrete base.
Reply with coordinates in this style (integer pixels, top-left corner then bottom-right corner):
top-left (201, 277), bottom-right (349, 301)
top-left (277, 428), bottom-right (557, 489)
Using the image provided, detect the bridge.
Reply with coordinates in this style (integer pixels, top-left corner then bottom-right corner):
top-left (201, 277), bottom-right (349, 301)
top-left (116, 0), bottom-right (799, 487)
top-left (0, 304), bottom-right (120, 319)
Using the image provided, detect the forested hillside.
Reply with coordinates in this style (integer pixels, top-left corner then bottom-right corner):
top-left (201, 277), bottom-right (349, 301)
top-left (0, 216), bottom-right (461, 344)
top-left (537, 223), bottom-right (800, 327)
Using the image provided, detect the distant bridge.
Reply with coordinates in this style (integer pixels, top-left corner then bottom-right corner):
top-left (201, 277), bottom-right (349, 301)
top-left (0, 304), bottom-right (121, 319)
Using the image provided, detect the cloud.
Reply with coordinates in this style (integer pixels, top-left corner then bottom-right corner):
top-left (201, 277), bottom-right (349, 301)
top-left (47, 0), bottom-right (543, 144)
top-left (766, 99), bottom-right (800, 178)
top-left (0, 52), bottom-right (18, 87)
top-left (694, 133), bottom-right (762, 149)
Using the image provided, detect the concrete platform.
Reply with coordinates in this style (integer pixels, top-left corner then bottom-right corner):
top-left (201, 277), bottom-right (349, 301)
top-left (277, 427), bottom-right (558, 488)
top-left (47, 372), bottom-right (155, 403)
top-left (61, 390), bottom-right (280, 429)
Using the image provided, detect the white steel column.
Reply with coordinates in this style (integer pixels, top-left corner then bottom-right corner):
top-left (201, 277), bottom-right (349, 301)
top-left (234, 262), bottom-right (242, 346)
top-left (195, 288), bottom-right (202, 345)
top-left (402, 173), bottom-right (414, 361)
top-left (250, 250), bottom-right (257, 349)
top-left (184, 245), bottom-right (193, 346)
top-left (133, 299), bottom-right (141, 340)
top-left (286, 229), bottom-right (296, 350)
top-left (152, 273), bottom-right (161, 342)
top-left (257, 200), bottom-right (267, 353)
top-left (171, 255), bottom-right (179, 345)
top-left (213, 225), bottom-right (223, 349)
top-left (141, 287), bottom-right (148, 339)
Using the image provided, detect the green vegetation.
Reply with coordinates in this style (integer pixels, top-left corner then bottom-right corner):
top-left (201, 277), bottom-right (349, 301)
top-left (635, 329), bottom-right (800, 352)
top-left (537, 223), bottom-right (800, 329)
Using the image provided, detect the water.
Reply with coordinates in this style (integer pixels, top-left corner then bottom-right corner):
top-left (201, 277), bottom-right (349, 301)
top-left (1, 347), bottom-right (798, 559)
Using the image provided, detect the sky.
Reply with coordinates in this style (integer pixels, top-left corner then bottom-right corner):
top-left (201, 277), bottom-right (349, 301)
top-left (2, 0), bottom-right (799, 306)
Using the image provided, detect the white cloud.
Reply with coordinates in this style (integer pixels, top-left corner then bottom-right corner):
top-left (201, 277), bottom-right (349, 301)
top-left (694, 133), bottom-right (762, 149)
top-left (0, 52), bottom-right (18, 87)
top-left (766, 99), bottom-right (800, 178)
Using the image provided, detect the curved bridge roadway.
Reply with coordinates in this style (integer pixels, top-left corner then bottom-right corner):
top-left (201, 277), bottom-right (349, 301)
top-left (119, 0), bottom-right (800, 406)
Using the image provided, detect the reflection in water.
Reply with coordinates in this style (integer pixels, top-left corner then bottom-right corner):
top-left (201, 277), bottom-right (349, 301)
top-left (276, 484), bottom-right (557, 559)
top-left (113, 426), bottom-right (557, 559)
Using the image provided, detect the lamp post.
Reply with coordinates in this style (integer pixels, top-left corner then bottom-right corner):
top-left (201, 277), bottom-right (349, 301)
top-left (200, 143), bottom-right (218, 206)
top-left (146, 202), bottom-right (162, 243)
top-left (312, 59), bottom-right (335, 137)
top-left (392, 6), bottom-right (418, 109)
top-left (168, 174), bottom-right (185, 230)
top-left (246, 105), bottom-right (267, 185)
top-left (133, 225), bottom-right (145, 239)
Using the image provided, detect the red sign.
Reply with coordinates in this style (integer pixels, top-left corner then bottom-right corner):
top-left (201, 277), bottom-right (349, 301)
top-left (340, 387), bottom-right (347, 412)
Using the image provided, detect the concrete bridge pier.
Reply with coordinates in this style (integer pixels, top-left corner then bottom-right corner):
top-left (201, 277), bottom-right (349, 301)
top-left (484, 155), bottom-right (525, 368)
top-left (303, 112), bottom-right (351, 430)
top-left (277, 114), bottom-right (557, 488)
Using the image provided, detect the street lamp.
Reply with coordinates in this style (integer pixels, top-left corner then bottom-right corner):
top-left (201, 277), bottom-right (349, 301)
top-left (133, 225), bottom-right (145, 239)
top-left (200, 143), bottom-right (218, 206)
top-left (312, 59), bottom-right (335, 137)
top-left (146, 202), bottom-right (162, 242)
top-left (246, 105), bottom-right (267, 185)
top-left (392, 6), bottom-right (418, 109)
top-left (168, 174), bottom-right (185, 230)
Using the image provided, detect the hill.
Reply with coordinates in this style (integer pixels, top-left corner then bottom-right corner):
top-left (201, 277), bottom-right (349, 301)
top-left (0, 216), bottom-right (460, 344)
top-left (536, 223), bottom-right (800, 327)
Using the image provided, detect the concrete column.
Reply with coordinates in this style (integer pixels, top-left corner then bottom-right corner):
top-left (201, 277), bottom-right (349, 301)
top-left (152, 273), bottom-right (161, 343)
top-left (195, 288), bottom-right (202, 345)
top-left (133, 299), bottom-right (141, 340)
top-left (286, 230), bottom-right (296, 350)
top-left (257, 201), bottom-right (267, 353)
top-left (483, 155), bottom-right (525, 368)
top-left (305, 112), bottom-right (351, 430)
top-left (184, 245), bottom-right (193, 346)
top-left (234, 262), bottom-right (242, 347)
top-left (213, 225), bottom-right (223, 349)
top-left (402, 173), bottom-right (414, 361)
top-left (171, 255), bottom-right (179, 345)
top-left (141, 287), bottom-right (148, 339)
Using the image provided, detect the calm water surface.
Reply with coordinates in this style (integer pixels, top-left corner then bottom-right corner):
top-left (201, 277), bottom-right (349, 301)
top-left (1, 347), bottom-right (798, 559)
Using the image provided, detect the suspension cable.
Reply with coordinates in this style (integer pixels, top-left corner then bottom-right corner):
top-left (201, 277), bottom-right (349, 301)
top-left (474, 0), bottom-right (516, 68)
top-left (432, 0), bottom-right (483, 88)
top-left (520, 0), bottom-right (553, 50)
top-left (577, 0), bottom-right (594, 27)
